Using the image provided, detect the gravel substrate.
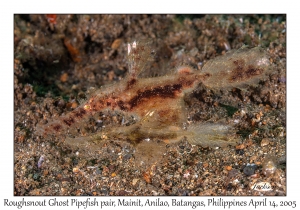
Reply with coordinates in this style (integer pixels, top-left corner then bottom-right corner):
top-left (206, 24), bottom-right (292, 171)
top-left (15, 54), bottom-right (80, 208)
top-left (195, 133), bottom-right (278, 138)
top-left (14, 14), bottom-right (286, 196)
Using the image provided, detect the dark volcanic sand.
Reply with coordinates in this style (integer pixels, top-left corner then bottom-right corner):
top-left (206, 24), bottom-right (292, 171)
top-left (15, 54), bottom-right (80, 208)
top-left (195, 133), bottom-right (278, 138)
top-left (14, 14), bottom-right (286, 196)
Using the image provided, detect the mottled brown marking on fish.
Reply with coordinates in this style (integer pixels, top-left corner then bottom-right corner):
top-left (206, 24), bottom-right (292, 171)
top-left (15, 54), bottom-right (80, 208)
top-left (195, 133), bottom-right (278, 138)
top-left (73, 108), bottom-right (87, 118)
top-left (63, 117), bottom-right (75, 126)
top-left (128, 84), bottom-right (182, 109)
top-left (126, 78), bottom-right (137, 90)
top-left (229, 59), bottom-right (264, 83)
top-left (52, 124), bottom-right (62, 132)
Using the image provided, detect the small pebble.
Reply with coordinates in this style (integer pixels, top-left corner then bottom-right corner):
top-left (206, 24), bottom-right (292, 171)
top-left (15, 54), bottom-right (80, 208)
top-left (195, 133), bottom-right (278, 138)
top-left (143, 172), bottom-right (151, 184)
top-left (100, 188), bottom-right (109, 195)
top-left (56, 174), bottom-right (62, 180)
top-left (123, 154), bottom-right (132, 161)
top-left (61, 187), bottom-right (67, 194)
top-left (236, 149), bottom-right (244, 155)
top-left (250, 156), bottom-right (257, 163)
top-left (228, 169), bottom-right (239, 178)
top-left (225, 166), bottom-right (232, 171)
top-left (33, 173), bottom-right (40, 180)
top-left (111, 39), bottom-right (122, 50)
top-left (226, 183), bottom-right (233, 191)
top-left (203, 162), bottom-right (209, 168)
top-left (262, 156), bottom-right (277, 176)
top-left (71, 102), bottom-right (78, 109)
top-left (132, 178), bottom-right (139, 186)
top-left (250, 173), bottom-right (260, 178)
top-left (189, 47), bottom-right (198, 56)
top-left (37, 155), bottom-right (44, 168)
top-left (236, 144), bottom-right (245, 150)
top-left (243, 164), bottom-right (257, 176)
top-left (117, 190), bottom-right (128, 196)
top-left (43, 170), bottom-right (49, 176)
top-left (57, 99), bottom-right (66, 108)
top-left (73, 167), bottom-right (79, 173)
top-left (260, 138), bottom-right (270, 147)
top-left (60, 73), bottom-right (68, 82)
